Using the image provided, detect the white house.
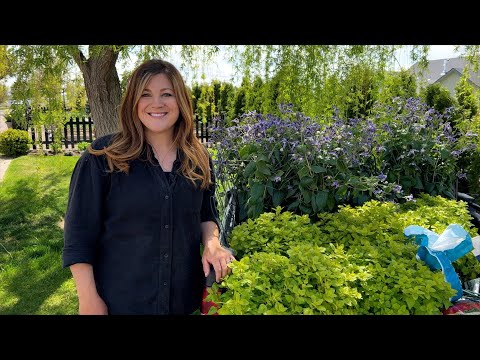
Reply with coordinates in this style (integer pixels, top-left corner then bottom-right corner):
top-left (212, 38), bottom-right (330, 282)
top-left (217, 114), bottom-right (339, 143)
top-left (409, 57), bottom-right (480, 96)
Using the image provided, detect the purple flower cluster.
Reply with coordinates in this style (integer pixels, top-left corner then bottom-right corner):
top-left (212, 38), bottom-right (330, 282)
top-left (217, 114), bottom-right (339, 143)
top-left (210, 98), bottom-right (473, 218)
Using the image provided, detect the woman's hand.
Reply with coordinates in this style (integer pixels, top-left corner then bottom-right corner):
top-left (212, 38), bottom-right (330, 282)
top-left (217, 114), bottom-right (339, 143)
top-left (202, 243), bottom-right (236, 283)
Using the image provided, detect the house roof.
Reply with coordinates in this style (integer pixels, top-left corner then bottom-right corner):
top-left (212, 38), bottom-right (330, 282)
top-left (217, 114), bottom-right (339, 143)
top-left (409, 57), bottom-right (480, 88)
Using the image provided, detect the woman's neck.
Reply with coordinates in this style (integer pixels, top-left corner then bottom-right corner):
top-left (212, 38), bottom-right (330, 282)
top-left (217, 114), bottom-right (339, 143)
top-left (146, 133), bottom-right (175, 154)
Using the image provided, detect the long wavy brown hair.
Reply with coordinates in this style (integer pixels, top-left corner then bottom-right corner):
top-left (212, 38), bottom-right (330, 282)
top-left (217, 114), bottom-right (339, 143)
top-left (88, 59), bottom-right (212, 189)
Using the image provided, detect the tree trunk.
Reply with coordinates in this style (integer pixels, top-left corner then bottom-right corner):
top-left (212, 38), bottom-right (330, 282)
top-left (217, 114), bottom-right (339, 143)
top-left (75, 47), bottom-right (122, 138)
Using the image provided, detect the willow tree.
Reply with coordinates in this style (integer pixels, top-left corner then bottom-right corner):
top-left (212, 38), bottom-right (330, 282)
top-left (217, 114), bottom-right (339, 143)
top-left (7, 45), bottom-right (219, 137)
top-left (0, 45), bottom-right (10, 80)
top-left (226, 45), bottom-right (431, 120)
top-left (0, 45), bottom-right (10, 103)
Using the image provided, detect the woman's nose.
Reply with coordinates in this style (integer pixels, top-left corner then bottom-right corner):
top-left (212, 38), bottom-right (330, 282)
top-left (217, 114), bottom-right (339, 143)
top-left (152, 96), bottom-right (165, 106)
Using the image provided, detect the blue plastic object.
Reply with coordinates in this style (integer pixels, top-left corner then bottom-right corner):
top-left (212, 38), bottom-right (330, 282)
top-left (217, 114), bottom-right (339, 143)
top-left (404, 224), bottom-right (473, 302)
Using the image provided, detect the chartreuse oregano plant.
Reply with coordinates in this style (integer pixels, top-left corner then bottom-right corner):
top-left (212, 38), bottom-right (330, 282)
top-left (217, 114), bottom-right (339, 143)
top-left (228, 206), bottom-right (325, 258)
top-left (317, 193), bottom-right (480, 284)
top-left (209, 244), bottom-right (370, 315)
top-left (208, 194), bottom-right (478, 314)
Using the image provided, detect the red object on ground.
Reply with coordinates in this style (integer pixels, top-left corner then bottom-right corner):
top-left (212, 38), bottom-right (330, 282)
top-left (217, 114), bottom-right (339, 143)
top-left (442, 300), bottom-right (480, 315)
top-left (201, 287), bottom-right (220, 315)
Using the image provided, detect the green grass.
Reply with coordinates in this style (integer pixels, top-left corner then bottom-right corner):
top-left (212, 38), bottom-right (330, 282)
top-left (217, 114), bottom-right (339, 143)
top-left (0, 154), bottom-right (80, 314)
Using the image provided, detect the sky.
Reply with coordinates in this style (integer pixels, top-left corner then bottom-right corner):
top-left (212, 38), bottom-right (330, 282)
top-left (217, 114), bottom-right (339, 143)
top-left (428, 45), bottom-right (460, 60)
top-left (393, 45), bottom-right (462, 71)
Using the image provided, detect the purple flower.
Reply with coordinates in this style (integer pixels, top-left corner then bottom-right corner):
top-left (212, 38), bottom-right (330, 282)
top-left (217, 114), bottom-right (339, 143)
top-left (393, 185), bottom-right (402, 194)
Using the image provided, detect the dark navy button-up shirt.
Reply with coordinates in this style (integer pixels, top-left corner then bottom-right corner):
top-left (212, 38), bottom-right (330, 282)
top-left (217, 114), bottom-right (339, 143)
top-left (62, 134), bottom-right (219, 315)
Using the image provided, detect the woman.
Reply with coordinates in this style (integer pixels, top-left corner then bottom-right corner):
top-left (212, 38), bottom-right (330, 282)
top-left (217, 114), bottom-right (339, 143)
top-left (62, 59), bottom-right (234, 315)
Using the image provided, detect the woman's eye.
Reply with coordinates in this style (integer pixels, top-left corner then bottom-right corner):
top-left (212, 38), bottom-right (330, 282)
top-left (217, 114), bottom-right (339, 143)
top-left (162, 93), bottom-right (173, 97)
top-left (141, 93), bottom-right (151, 97)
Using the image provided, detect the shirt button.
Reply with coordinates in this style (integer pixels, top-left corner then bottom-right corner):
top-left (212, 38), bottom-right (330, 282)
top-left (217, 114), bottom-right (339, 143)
top-left (164, 224), bottom-right (169, 229)
top-left (165, 195), bottom-right (169, 200)
top-left (163, 281), bottom-right (167, 286)
top-left (164, 253), bottom-right (169, 258)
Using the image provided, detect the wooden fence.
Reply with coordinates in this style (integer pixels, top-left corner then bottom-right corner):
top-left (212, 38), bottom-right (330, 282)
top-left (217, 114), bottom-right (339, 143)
top-left (28, 116), bottom-right (220, 150)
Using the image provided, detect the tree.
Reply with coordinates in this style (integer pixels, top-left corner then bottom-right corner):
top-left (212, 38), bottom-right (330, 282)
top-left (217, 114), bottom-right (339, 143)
top-left (8, 45), bottom-right (219, 137)
top-left (0, 83), bottom-right (8, 104)
top-left (0, 45), bottom-right (10, 81)
top-left (420, 83), bottom-right (456, 114)
top-left (229, 77), bottom-right (249, 119)
top-left (343, 64), bottom-right (377, 119)
top-left (227, 45), bottom-right (431, 120)
top-left (218, 82), bottom-right (235, 122)
top-left (378, 69), bottom-right (417, 105)
top-left (0, 45), bottom-right (11, 105)
top-left (246, 76), bottom-right (264, 113)
top-left (455, 69), bottom-right (478, 120)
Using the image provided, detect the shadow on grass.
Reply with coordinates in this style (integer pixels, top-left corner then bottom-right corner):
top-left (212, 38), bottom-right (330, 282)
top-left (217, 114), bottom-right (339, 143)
top-left (0, 165), bottom-right (76, 314)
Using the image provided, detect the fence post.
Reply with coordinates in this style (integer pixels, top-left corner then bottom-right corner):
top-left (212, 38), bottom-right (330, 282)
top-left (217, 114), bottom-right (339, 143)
top-left (44, 126), bottom-right (49, 150)
top-left (64, 121), bottom-right (69, 149)
top-left (75, 118), bottom-right (80, 144)
top-left (69, 119), bottom-right (74, 148)
top-left (31, 126), bottom-right (36, 150)
top-left (88, 117), bottom-right (93, 140)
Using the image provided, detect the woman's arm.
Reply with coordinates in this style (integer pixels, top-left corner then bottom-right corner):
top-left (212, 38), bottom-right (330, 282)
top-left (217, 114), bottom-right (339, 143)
top-left (70, 263), bottom-right (108, 315)
top-left (201, 221), bottom-right (235, 282)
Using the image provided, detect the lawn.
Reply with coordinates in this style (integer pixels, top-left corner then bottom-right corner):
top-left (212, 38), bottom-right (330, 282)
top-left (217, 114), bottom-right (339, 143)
top-left (0, 154), bottom-right (79, 314)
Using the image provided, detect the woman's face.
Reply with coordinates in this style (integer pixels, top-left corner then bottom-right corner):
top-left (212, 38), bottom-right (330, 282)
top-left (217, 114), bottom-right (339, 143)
top-left (137, 73), bottom-right (180, 139)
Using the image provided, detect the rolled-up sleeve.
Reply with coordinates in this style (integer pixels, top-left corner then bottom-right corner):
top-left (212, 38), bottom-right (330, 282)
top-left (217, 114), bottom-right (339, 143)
top-left (62, 151), bottom-right (109, 268)
top-left (200, 157), bottom-right (220, 229)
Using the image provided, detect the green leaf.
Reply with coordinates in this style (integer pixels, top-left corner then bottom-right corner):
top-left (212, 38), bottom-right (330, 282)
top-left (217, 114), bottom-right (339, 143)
top-left (336, 160), bottom-right (347, 172)
top-left (296, 145), bottom-right (307, 155)
top-left (287, 187), bottom-right (296, 198)
top-left (258, 154), bottom-right (269, 162)
top-left (243, 161), bottom-right (256, 178)
top-left (299, 203), bottom-right (312, 214)
top-left (444, 190), bottom-right (455, 199)
top-left (239, 144), bottom-right (256, 160)
top-left (256, 161), bottom-right (271, 176)
top-left (336, 185), bottom-right (348, 198)
top-left (440, 149), bottom-right (450, 160)
top-left (414, 176), bottom-right (424, 190)
top-left (327, 192), bottom-right (336, 211)
top-left (311, 196), bottom-right (318, 213)
top-left (272, 190), bottom-right (285, 207)
top-left (250, 183), bottom-right (265, 202)
top-left (355, 193), bottom-right (369, 205)
top-left (400, 176), bottom-right (413, 188)
top-left (287, 200), bottom-right (300, 211)
top-left (315, 191), bottom-right (328, 211)
top-left (298, 167), bottom-right (310, 179)
top-left (266, 181), bottom-right (274, 196)
top-left (301, 188), bottom-right (311, 203)
top-left (300, 176), bottom-right (314, 187)
top-left (273, 149), bottom-right (281, 163)
top-left (311, 165), bottom-right (327, 173)
top-left (424, 182), bottom-right (434, 193)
